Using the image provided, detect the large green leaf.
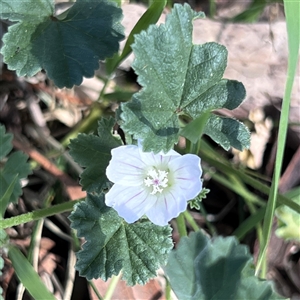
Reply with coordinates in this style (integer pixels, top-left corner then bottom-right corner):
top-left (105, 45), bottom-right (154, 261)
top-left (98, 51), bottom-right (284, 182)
top-left (69, 118), bottom-right (122, 193)
top-left (121, 4), bottom-right (248, 153)
top-left (165, 231), bottom-right (285, 300)
top-left (0, 0), bottom-right (124, 88)
top-left (69, 193), bottom-right (173, 285)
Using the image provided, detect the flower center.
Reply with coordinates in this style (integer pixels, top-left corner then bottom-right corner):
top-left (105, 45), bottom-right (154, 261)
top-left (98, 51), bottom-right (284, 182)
top-left (144, 167), bottom-right (169, 195)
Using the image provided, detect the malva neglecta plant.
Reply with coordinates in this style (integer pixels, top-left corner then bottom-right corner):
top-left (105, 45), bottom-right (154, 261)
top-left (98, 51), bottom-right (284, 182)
top-left (0, 0), bottom-right (298, 299)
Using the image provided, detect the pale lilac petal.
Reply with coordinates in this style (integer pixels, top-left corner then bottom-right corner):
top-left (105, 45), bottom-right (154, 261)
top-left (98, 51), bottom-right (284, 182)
top-left (168, 154), bottom-right (202, 200)
top-left (146, 192), bottom-right (187, 226)
top-left (106, 143), bottom-right (203, 226)
top-left (139, 150), bottom-right (180, 170)
top-left (106, 145), bottom-right (145, 186)
top-left (105, 184), bottom-right (154, 223)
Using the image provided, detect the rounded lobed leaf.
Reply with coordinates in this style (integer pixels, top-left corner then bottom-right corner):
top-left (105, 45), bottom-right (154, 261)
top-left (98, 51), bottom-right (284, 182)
top-left (165, 231), bottom-right (286, 300)
top-left (69, 193), bottom-right (173, 285)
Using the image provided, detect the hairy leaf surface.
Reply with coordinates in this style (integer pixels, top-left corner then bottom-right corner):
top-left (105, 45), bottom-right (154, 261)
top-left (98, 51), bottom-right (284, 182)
top-left (69, 193), bottom-right (173, 285)
top-left (69, 118), bottom-right (122, 193)
top-left (121, 4), bottom-right (248, 153)
top-left (165, 231), bottom-right (285, 300)
top-left (0, 0), bottom-right (124, 88)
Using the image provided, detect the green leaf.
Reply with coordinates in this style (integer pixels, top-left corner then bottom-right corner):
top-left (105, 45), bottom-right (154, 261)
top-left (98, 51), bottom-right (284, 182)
top-left (0, 0), bottom-right (53, 22)
top-left (0, 125), bottom-right (32, 206)
top-left (188, 188), bottom-right (210, 210)
top-left (165, 231), bottom-right (285, 300)
top-left (69, 118), bottom-right (122, 193)
top-left (0, 174), bottom-right (18, 217)
top-left (204, 114), bottom-right (250, 151)
top-left (0, 0), bottom-right (124, 88)
top-left (69, 193), bottom-right (173, 285)
top-left (275, 190), bottom-right (300, 242)
top-left (121, 4), bottom-right (248, 153)
top-left (0, 152), bottom-right (32, 204)
top-left (8, 245), bottom-right (56, 300)
top-left (0, 125), bottom-right (13, 160)
top-left (180, 112), bottom-right (210, 144)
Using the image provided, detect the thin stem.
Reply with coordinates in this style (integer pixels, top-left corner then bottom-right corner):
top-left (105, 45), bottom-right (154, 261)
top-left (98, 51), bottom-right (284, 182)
top-left (0, 200), bottom-right (81, 229)
top-left (229, 176), bottom-right (264, 246)
top-left (165, 277), bottom-right (172, 300)
top-left (183, 210), bottom-right (200, 232)
top-left (198, 202), bottom-right (217, 237)
top-left (199, 142), bottom-right (300, 213)
top-left (88, 281), bottom-right (103, 300)
top-left (207, 169), bottom-right (266, 207)
top-left (176, 213), bottom-right (187, 237)
top-left (103, 273), bottom-right (122, 300)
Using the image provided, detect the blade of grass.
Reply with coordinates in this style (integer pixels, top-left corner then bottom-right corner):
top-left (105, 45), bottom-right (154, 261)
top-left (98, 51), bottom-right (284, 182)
top-left (8, 245), bottom-right (56, 300)
top-left (106, 0), bottom-right (167, 74)
top-left (255, 0), bottom-right (300, 278)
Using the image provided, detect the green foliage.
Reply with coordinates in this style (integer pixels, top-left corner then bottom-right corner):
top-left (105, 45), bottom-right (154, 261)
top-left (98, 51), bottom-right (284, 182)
top-left (69, 193), bottom-right (173, 285)
top-left (121, 3), bottom-right (249, 153)
top-left (188, 188), bottom-right (210, 210)
top-left (165, 231), bottom-right (285, 300)
top-left (0, 125), bottom-right (13, 160)
top-left (0, 125), bottom-right (31, 208)
top-left (275, 190), bottom-right (300, 241)
top-left (8, 245), bottom-right (56, 300)
top-left (106, 0), bottom-right (167, 74)
top-left (204, 114), bottom-right (250, 151)
top-left (0, 0), bottom-right (124, 88)
top-left (69, 118), bottom-right (122, 193)
top-left (232, 0), bottom-right (280, 23)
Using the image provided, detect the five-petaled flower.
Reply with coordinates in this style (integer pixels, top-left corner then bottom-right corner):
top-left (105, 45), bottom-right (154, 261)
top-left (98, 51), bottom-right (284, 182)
top-left (105, 144), bottom-right (203, 226)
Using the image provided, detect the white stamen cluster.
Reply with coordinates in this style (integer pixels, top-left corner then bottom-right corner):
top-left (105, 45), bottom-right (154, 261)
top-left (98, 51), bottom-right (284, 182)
top-left (144, 168), bottom-right (169, 195)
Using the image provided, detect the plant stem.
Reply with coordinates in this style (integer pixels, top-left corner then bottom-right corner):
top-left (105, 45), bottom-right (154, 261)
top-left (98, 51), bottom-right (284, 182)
top-left (165, 277), bottom-right (172, 300)
top-left (183, 210), bottom-right (200, 232)
top-left (176, 213), bottom-right (187, 237)
top-left (88, 281), bottom-right (103, 300)
top-left (0, 200), bottom-right (81, 229)
top-left (198, 202), bottom-right (217, 237)
top-left (199, 142), bottom-right (300, 213)
top-left (103, 273), bottom-right (121, 300)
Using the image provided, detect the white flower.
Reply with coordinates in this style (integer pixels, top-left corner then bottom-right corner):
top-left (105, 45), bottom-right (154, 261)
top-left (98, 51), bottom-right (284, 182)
top-left (105, 144), bottom-right (202, 226)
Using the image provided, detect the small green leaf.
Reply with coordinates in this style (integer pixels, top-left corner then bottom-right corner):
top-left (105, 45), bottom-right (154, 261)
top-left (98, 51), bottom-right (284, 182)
top-left (0, 125), bottom-right (32, 205)
top-left (0, 125), bottom-right (13, 160)
top-left (0, 174), bottom-right (18, 217)
top-left (0, 0), bottom-right (124, 88)
top-left (165, 231), bottom-right (285, 300)
top-left (121, 4), bottom-right (248, 153)
top-left (0, 152), bottom-right (32, 204)
top-left (204, 114), bottom-right (250, 151)
top-left (180, 112), bottom-right (210, 144)
top-left (69, 118), bottom-right (122, 193)
top-left (188, 188), bottom-right (210, 210)
top-left (275, 190), bottom-right (300, 242)
top-left (69, 193), bottom-right (173, 285)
